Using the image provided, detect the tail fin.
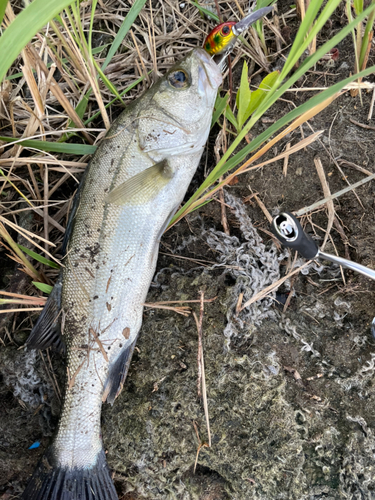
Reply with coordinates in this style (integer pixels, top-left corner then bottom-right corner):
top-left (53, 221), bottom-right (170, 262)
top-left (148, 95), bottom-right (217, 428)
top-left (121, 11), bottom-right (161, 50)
top-left (22, 447), bottom-right (118, 500)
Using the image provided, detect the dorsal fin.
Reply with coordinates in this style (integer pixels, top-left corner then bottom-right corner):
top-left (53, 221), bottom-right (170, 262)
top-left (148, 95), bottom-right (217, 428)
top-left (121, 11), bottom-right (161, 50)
top-left (26, 274), bottom-right (65, 353)
top-left (61, 165), bottom-right (90, 256)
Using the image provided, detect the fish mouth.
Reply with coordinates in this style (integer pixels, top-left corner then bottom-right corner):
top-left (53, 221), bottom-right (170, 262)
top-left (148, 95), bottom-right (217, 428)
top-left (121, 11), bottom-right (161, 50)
top-left (196, 48), bottom-right (222, 95)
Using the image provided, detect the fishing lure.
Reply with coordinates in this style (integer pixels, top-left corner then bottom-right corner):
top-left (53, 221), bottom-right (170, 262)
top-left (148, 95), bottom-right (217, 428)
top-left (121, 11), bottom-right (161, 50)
top-left (204, 21), bottom-right (237, 56)
top-left (204, 6), bottom-right (274, 64)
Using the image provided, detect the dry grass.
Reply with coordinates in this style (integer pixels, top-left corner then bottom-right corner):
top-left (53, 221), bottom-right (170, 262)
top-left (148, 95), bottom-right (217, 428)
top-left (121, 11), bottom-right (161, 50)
top-left (1, 0), bottom-right (373, 340)
top-left (0, 0), bottom-right (284, 324)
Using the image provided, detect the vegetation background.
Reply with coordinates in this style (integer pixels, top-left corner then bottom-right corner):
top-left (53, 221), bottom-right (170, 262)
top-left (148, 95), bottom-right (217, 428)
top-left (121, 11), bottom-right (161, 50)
top-left (1, 0), bottom-right (375, 498)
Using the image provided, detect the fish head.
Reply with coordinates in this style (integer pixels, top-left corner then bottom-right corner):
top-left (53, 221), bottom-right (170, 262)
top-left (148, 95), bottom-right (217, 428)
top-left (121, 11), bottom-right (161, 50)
top-left (154, 48), bottom-right (222, 119)
top-left (141, 49), bottom-right (222, 158)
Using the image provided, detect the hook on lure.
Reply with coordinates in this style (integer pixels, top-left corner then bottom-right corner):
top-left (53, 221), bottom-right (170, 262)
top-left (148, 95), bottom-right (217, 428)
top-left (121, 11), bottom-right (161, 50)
top-left (271, 212), bottom-right (375, 281)
top-left (203, 6), bottom-right (274, 70)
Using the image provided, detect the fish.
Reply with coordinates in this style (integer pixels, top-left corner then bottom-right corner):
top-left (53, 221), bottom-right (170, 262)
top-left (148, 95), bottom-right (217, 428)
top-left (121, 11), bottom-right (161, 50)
top-left (21, 48), bottom-right (222, 500)
top-left (21, 6), bottom-right (274, 497)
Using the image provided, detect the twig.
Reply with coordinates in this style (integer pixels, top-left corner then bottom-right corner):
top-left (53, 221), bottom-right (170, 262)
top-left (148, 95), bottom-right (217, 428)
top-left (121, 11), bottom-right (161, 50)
top-left (130, 29), bottom-right (150, 85)
top-left (194, 297), bottom-right (204, 397)
top-left (67, 359), bottom-right (86, 390)
top-left (253, 193), bottom-right (272, 223)
top-left (235, 291), bottom-right (244, 315)
top-left (333, 216), bottom-right (350, 260)
top-left (144, 297), bottom-right (216, 305)
top-left (0, 307), bottom-right (43, 314)
top-left (283, 142), bottom-right (291, 176)
top-left (283, 252), bottom-right (298, 312)
top-left (314, 157), bottom-right (334, 249)
top-left (0, 290), bottom-right (47, 300)
top-left (328, 232), bottom-right (346, 285)
top-left (213, 0), bottom-right (222, 22)
top-left (192, 421), bottom-right (209, 474)
top-left (43, 166), bottom-right (49, 254)
top-left (273, 5), bottom-right (282, 53)
top-left (240, 262), bottom-right (311, 311)
top-left (144, 303), bottom-right (191, 316)
top-left (349, 117), bottom-right (375, 131)
top-left (338, 159), bottom-right (372, 176)
top-left (295, 172), bottom-right (375, 216)
top-left (193, 291), bottom-right (211, 447)
top-left (89, 327), bottom-right (109, 363)
top-left (219, 184), bottom-right (230, 235)
top-left (368, 87), bottom-right (375, 121)
top-left (215, 128), bottom-right (230, 235)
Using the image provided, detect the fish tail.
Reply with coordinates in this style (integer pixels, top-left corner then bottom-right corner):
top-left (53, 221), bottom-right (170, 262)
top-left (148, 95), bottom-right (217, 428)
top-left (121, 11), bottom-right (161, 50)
top-left (22, 446), bottom-right (118, 500)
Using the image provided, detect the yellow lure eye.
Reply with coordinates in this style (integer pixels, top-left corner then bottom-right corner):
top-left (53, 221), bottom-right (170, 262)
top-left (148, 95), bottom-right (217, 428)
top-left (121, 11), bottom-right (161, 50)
top-left (221, 25), bottom-right (230, 36)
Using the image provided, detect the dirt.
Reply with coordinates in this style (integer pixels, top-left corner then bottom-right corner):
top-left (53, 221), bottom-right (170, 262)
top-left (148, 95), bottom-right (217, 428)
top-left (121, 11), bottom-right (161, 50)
top-left (1, 5), bottom-right (375, 500)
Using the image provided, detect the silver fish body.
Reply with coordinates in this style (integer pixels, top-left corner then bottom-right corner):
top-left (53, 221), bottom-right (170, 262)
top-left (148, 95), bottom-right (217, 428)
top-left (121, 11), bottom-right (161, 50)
top-left (23, 48), bottom-right (221, 500)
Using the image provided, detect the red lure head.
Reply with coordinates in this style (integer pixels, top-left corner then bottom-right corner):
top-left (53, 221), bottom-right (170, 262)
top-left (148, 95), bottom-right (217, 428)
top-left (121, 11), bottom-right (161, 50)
top-left (204, 21), bottom-right (237, 56)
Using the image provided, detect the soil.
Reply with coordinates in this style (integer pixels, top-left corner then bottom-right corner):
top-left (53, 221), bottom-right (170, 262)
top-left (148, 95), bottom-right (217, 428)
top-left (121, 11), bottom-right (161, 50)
top-left (1, 4), bottom-right (375, 500)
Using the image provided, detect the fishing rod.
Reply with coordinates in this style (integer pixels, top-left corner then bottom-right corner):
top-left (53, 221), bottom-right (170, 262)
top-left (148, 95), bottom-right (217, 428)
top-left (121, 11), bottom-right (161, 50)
top-left (271, 212), bottom-right (375, 281)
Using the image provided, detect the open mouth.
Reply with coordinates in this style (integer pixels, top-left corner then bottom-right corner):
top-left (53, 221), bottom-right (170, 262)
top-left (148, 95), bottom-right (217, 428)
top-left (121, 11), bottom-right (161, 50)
top-left (196, 48), bottom-right (222, 92)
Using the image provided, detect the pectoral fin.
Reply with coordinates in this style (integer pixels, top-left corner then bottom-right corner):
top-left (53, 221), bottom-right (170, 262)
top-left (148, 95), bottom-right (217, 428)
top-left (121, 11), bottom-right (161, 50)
top-left (105, 160), bottom-right (173, 205)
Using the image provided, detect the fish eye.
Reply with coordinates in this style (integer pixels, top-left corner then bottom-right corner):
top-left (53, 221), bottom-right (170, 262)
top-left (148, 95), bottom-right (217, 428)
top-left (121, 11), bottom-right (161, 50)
top-left (168, 70), bottom-right (189, 89)
top-left (221, 25), bottom-right (230, 35)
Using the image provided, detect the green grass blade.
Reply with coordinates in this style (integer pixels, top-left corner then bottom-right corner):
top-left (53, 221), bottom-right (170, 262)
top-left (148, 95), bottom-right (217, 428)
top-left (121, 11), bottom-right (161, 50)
top-left (301, 1), bottom-right (348, 62)
top-left (68, 0), bottom-right (145, 124)
top-left (93, 60), bottom-right (125, 105)
top-left (0, 168), bottom-right (33, 206)
top-left (283, 0), bottom-right (325, 74)
top-left (188, 0), bottom-right (219, 22)
top-left (237, 61), bottom-right (251, 130)
top-left (74, 93), bottom-right (90, 121)
top-left (32, 282), bottom-right (53, 294)
top-left (216, 65), bottom-right (375, 179)
top-left (18, 244), bottom-right (60, 269)
top-left (354, 0), bottom-right (364, 15)
top-left (61, 91), bottom-right (92, 139)
top-left (0, 136), bottom-right (96, 155)
top-left (257, 0), bottom-right (275, 7)
top-left (0, 0), bottom-right (75, 82)
top-left (0, 0), bottom-right (8, 26)
top-left (211, 92), bottom-right (229, 128)
top-left (84, 75), bottom-right (145, 125)
top-left (171, 63), bottom-right (375, 225)
top-left (88, 0), bottom-right (98, 58)
top-left (244, 71), bottom-right (279, 122)
top-left (359, 1), bottom-right (375, 68)
top-left (224, 105), bottom-right (238, 130)
top-left (101, 0), bottom-right (148, 71)
top-left (213, 1), bottom-right (375, 183)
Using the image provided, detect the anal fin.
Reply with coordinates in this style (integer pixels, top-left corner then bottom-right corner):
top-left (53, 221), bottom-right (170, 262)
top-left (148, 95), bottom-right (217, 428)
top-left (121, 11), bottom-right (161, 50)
top-left (102, 338), bottom-right (137, 405)
top-left (105, 160), bottom-right (172, 206)
top-left (27, 274), bottom-right (65, 353)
